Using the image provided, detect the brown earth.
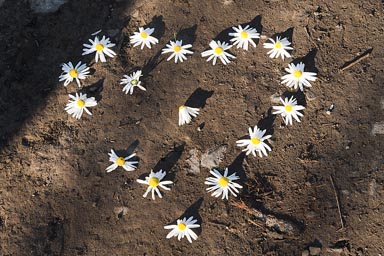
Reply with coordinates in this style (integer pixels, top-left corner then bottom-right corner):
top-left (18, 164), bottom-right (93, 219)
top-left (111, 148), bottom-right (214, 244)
top-left (0, 0), bottom-right (383, 255)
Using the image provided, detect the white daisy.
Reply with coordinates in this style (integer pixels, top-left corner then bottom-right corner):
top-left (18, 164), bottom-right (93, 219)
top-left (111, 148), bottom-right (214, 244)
top-left (136, 170), bottom-right (173, 200)
top-left (272, 96), bottom-right (305, 126)
top-left (228, 25), bottom-right (260, 51)
top-left (263, 36), bottom-right (293, 60)
top-left (130, 27), bottom-right (159, 49)
top-left (201, 40), bottom-right (236, 65)
top-left (82, 35), bottom-right (116, 63)
top-left (120, 70), bottom-right (146, 95)
top-left (161, 40), bottom-right (193, 63)
top-left (106, 149), bottom-right (138, 173)
top-left (205, 168), bottom-right (243, 200)
top-left (59, 61), bottom-right (90, 87)
top-left (178, 105), bottom-right (199, 126)
top-left (65, 92), bottom-right (97, 119)
top-left (236, 125), bottom-right (272, 157)
top-left (281, 62), bottom-right (317, 91)
top-left (164, 216), bottom-right (200, 243)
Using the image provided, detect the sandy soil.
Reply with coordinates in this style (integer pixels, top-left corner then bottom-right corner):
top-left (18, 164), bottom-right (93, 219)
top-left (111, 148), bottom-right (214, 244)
top-left (0, 0), bottom-right (383, 255)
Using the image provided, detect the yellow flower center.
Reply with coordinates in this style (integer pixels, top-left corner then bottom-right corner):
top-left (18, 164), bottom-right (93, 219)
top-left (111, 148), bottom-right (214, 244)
top-left (141, 31), bottom-right (148, 39)
top-left (76, 99), bottom-right (85, 107)
top-left (131, 79), bottom-right (138, 85)
top-left (285, 105), bottom-right (293, 112)
top-left (179, 105), bottom-right (185, 111)
top-left (214, 47), bottom-right (223, 55)
top-left (173, 45), bottom-right (182, 52)
top-left (240, 31), bottom-right (248, 38)
top-left (95, 43), bottom-right (104, 51)
top-left (251, 138), bottom-right (260, 145)
top-left (69, 69), bottom-right (78, 78)
top-left (177, 223), bottom-right (186, 231)
top-left (148, 177), bottom-right (160, 187)
top-left (293, 70), bottom-right (302, 78)
top-left (116, 157), bottom-right (125, 166)
top-left (218, 177), bottom-right (229, 187)
top-left (275, 42), bottom-right (282, 49)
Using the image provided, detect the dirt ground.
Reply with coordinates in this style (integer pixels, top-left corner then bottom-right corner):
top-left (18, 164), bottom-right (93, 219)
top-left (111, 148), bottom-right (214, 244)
top-left (0, 0), bottom-right (383, 255)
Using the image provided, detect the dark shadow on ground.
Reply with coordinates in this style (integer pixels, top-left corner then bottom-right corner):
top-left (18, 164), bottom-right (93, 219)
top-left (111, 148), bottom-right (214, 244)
top-left (146, 15), bottom-right (165, 41)
top-left (271, 27), bottom-right (294, 48)
top-left (291, 48), bottom-right (318, 74)
top-left (153, 143), bottom-right (185, 181)
top-left (177, 24), bottom-right (198, 45)
top-left (213, 15), bottom-right (263, 45)
top-left (184, 87), bottom-right (214, 109)
top-left (167, 197), bottom-right (204, 237)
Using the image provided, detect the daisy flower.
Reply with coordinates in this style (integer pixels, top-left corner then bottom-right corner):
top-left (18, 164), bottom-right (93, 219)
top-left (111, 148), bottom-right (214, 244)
top-left (281, 62), bottom-right (317, 91)
top-left (164, 216), bottom-right (200, 243)
top-left (201, 40), bottom-right (235, 65)
top-left (130, 27), bottom-right (159, 49)
top-left (59, 61), bottom-right (90, 87)
top-left (120, 70), bottom-right (146, 95)
top-left (228, 25), bottom-right (260, 51)
top-left (161, 40), bottom-right (193, 63)
top-left (236, 125), bottom-right (272, 157)
top-left (106, 149), bottom-right (138, 172)
top-left (205, 168), bottom-right (243, 200)
top-left (272, 96), bottom-right (305, 126)
top-left (178, 105), bottom-right (199, 126)
top-left (136, 170), bottom-right (173, 200)
top-left (65, 92), bottom-right (97, 119)
top-left (263, 36), bottom-right (293, 60)
top-left (82, 35), bottom-right (116, 62)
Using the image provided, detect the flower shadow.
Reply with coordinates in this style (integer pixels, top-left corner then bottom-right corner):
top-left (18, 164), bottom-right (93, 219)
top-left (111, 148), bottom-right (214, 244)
top-left (166, 197), bottom-right (204, 237)
top-left (282, 90), bottom-right (307, 108)
top-left (213, 15), bottom-right (263, 46)
top-left (228, 152), bottom-right (247, 181)
top-left (177, 24), bottom-right (198, 45)
top-left (146, 15), bottom-right (165, 41)
top-left (184, 87), bottom-right (214, 109)
top-left (114, 139), bottom-right (140, 165)
top-left (291, 48), bottom-right (318, 74)
top-left (153, 143), bottom-right (185, 181)
top-left (142, 49), bottom-right (163, 77)
top-left (270, 27), bottom-right (294, 47)
top-left (257, 107), bottom-right (276, 136)
top-left (79, 78), bottom-right (104, 102)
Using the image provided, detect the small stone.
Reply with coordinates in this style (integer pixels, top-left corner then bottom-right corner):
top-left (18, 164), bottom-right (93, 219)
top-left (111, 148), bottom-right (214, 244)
top-left (368, 179), bottom-right (377, 197)
top-left (29, 0), bottom-right (68, 13)
top-left (309, 246), bottom-right (321, 255)
top-left (186, 149), bottom-right (200, 174)
top-left (132, 10), bottom-right (139, 18)
top-left (270, 93), bottom-right (281, 104)
top-left (113, 206), bottom-right (129, 218)
top-left (305, 90), bottom-right (318, 101)
top-left (201, 144), bottom-right (227, 169)
top-left (301, 250), bottom-right (309, 256)
top-left (372, 122), bottom-right (384, 135)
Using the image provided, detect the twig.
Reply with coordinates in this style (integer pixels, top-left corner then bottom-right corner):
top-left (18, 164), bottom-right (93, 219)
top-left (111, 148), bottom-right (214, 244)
top-left (339, 48), bottom-right (373, 72)
top-left (329, 175), bottom-right (345, 229)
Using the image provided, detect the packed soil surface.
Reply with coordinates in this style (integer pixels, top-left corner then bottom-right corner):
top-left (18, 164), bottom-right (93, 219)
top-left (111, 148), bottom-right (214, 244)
top-left (0, 0), bottom-right (383, 255)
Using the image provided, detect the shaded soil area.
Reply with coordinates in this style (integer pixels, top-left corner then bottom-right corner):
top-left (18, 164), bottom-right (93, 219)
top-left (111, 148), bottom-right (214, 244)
top-left (0, 0), bottom-right (383, 255)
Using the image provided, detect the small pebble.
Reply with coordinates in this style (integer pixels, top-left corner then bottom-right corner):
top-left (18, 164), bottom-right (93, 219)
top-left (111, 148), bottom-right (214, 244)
top-left (309, 246), bottom-right (321, 255)
top-left (326, 104), bottom-right (334, 115)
